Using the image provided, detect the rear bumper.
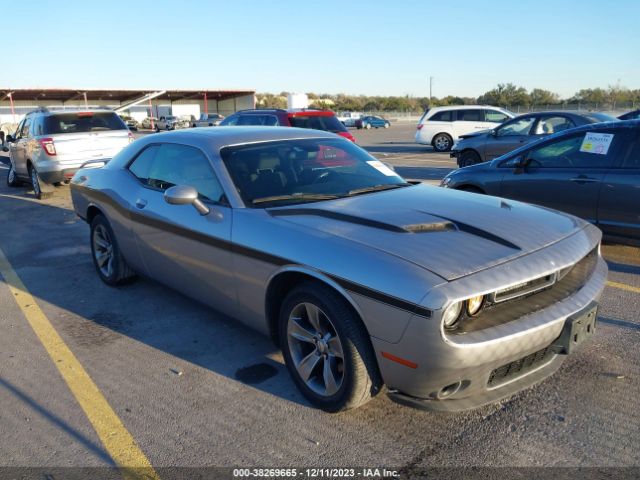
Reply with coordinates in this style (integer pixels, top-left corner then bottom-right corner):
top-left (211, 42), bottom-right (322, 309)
top-left (38, 168), bottom-right (77, 184)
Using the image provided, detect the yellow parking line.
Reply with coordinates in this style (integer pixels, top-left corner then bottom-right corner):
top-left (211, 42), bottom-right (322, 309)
top-left (607, 280), bottom-right (640, 294)
top-left (0, 247), bottom-right (159, 480)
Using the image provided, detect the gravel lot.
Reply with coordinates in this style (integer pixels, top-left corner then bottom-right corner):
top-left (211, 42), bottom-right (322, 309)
top-left (0, 126), bottom-right (638, 478)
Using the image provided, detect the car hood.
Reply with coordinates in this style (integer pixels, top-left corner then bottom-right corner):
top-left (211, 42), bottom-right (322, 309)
top-left (269, 184), bottom-right (585, 281)
top-left (458, 130), bottom-right (491, 140)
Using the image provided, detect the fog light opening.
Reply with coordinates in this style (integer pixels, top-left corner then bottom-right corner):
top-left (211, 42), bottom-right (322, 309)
top-left (438, 381), bottom-right (462, 399)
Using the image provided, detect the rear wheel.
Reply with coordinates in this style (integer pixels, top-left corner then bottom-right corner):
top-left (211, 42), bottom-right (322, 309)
top-left (29, 164), bottom-right (52, 199)
top-left (458, 150), bottom-right (482, 167)
top-left (7, 163), bottom-right (21, 187)
top-left (433, 133), bottom-right (453, 152)
top-left (279, 283), bottom-right (382, 412)
top-left (90, 214), bottom-right (137, 286)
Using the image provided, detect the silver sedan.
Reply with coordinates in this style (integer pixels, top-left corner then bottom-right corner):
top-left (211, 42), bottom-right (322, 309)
top-left (70, 127), bottom-right (607, 412)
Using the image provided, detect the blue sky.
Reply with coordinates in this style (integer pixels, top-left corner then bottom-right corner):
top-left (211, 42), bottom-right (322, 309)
top-left (2, 0), bottom-right (638, 98)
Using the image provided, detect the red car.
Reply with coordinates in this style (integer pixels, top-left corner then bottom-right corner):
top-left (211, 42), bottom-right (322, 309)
top-left (219, 109), bottom-right (356, 143)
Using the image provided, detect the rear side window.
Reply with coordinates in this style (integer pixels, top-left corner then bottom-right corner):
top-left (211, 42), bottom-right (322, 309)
top-left (456, 109), bottom-right (483, 122)
top-left (289, 115), bottom-right (347, 133)
top-left (428, 111), bottom-right (453, 122)
top-left (622, 133), bottom-right (640, 168)
top-left (527, 131), bottom-right (622, 168)
top-left (237, 115), bottom-right (279, 126)
top-left (44, 112), bottom-right (127, 134)
top-left (535, 116), bottom-right (574, 135)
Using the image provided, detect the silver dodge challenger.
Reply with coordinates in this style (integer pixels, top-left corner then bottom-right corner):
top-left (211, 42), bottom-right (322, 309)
top-left (70, 127), bottom-right (607, 412)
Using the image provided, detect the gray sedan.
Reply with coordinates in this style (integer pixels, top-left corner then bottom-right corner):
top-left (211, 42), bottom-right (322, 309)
top-left (71, 127), bottom-right (607, 412)
top-left (451, 111), bottom-right (618, 167)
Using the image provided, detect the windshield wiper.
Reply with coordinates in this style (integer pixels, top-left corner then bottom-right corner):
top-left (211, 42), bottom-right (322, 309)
top-left (252, 193), bottom-right (340, 205)
top-left (347, 183), bottom-right (411, 197)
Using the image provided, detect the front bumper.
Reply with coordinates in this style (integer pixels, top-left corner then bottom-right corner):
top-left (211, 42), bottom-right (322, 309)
top-left (372, 227), bottom-right (607, 411)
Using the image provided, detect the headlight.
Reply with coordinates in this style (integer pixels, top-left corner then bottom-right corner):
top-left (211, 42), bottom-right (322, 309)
top-left (442, 301), bottom-right (463, 329)
top-left (466, 295), bottom-right (485, 316)
top-left (440, 177), bottom-right (452, 188)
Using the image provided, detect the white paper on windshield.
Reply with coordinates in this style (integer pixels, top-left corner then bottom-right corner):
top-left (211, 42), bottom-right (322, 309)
top-left (580, 132), bottom-right (614, 155)
top-left (367, 160), bottom-right (398, 176)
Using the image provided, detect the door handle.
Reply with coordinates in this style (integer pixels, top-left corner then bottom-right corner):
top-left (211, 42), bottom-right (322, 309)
top-left (135, 198), bottom-right (147, 209)
top-left (569, 176), bottom-right (599, 184)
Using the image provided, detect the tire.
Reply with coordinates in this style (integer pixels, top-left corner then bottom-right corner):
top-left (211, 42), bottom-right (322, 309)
top-left (432, 133), bottom-right (453, 152)
top-left (29, 164), bottom-right (52, 200)
top-left (90, 214), bottom-right (137, 286)
top-left (279, 282), bottom-right (382, 412)
top-left (7, 163), bottom-right (21, 187)
top-left (384, 123), bottom-right (389, 129)
top-left (458, 150), bottom-right (482, 168)
top-left (365, 123), bottom-right (371, 130)
top-left (155, 125), bottom-right (160, 133)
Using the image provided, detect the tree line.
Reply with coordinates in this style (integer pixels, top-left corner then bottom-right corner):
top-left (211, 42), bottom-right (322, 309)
top-left (256, 84), bottom-right (640, 112)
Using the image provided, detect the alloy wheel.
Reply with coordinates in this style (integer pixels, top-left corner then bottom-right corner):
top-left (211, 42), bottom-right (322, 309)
top-left (92, 224), bottom-right (114, 278)
top-left (287, 302), bottom-right (344, 397)
top-left (30, 168), bottom-right (41, 196)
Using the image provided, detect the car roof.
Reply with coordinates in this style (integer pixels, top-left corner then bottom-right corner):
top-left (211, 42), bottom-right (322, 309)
top-left (234, 108), bottom-right (335, 116)
top-left (428, 105), bottom-right (506, 112)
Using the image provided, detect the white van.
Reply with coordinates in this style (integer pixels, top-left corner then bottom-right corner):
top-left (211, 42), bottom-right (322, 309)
top-left (415, 105), bottom-right (513, 152)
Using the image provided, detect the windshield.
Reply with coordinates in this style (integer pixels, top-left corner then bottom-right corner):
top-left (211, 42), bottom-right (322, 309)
top-left (44, 112), bottom-right (127, 134)
top-left (221, 138), bottom-right (409, 207)
top-left (289, 115), bottom-right (348, 133)
top-left (584, 113), bottom-right (619, 123)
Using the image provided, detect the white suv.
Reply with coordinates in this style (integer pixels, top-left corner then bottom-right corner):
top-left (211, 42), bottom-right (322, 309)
top-left (415, 105), bottom-right (513, 152)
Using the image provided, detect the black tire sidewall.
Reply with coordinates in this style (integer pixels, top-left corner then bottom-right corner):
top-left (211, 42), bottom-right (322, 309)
top-left (460, 150), bottom-right (480, 167)
top-left (279, 286), bottom-right (364, 411)
top-left (29, 165), bottom-right (42, 198)
top-left (7, 163), bottom-right (19, 187)
top-left (434, 134), bottom-right (452, 152)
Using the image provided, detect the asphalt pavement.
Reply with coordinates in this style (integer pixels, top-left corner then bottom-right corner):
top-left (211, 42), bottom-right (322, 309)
top-left (0, 126), bottom-right (639, 479)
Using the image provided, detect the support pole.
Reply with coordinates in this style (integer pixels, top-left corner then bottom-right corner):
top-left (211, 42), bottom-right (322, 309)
top-left (8, 92), bottom-right (16, 123)
top-left (149, 97), bottom-right (154, 130)
top-left (204, 91), bottom-right (208, 115)
top-left (83, 92), bottom-right (88, 109)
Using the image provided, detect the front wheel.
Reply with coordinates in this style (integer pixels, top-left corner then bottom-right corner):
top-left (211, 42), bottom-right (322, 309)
top-left (7, 163), bottom-right (21, 187)
top-left (432, 133), bottom-right (453, 152)
top-left (90, 214), bottom-right (137, 286)
top-left (279, 283), bottom-right (382, 412)
top-left (458, 150), bottom-right (481, 167)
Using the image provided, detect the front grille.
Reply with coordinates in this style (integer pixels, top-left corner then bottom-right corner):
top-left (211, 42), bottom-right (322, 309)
top-left (453, 247), bottom-right (599, 334)
top-left (488, 346), bottom-right (556, 387)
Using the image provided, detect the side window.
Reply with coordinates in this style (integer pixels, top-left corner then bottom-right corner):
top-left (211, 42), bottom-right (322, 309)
top-left (497, 117), bottom-right (536, 137)
top-left (535, 116), bottom-right (574, 135)
top-left (456, 109), bottom-right (482, 122)
top-left (527, 131), bottom-right (619, 168)
top-left (20, 116), bottom-right (33, 138)
top-left (621, 133), bottom-right (640, 168)
top-left (14, 119), bottom-right (25, 138)
top-left (221, 114), bottom-right (239, 126)
top-left (131, 144), bottom-right (225, 203)
top-left (485, 110), bottom-right (510, 123)
top-left (33, 117), bottom-right (44, 136)
top-left (429, 110), bottom-right (452, 122)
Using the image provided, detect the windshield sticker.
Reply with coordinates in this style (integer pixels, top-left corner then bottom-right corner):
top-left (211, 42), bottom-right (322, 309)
top-left (367, 160), bottom-right (398, 177)
top-left (580, 132), bottom-right (614, 155)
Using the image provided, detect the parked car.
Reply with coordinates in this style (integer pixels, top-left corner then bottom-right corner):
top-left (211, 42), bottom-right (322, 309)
top-left (141, 117), bottom-right (158, 129)
top-left (119, 115), bottom-right (139, 131)
top-left (5, 108), bottom-right (132, 199)
top-left (416, 106), bottom-right (514, 152)
top-left (155, 115), bottom-right (189, 132)
top-left (219, 109), bottom-right (356, 142)
top-left (441, 120), bottom-right (640, 245)
top-left (356, 116), bottom-right (390, 129)
top-left (192, 113), bottom-right (225, 127)
top-left (71, 127), bottom-right (606, 412)
top-left (337, 111), bottom-right (362, 127)
top-left (618, 109), bottom-right (640, 121)
top-left (451, 111), bottom-right (618, 167)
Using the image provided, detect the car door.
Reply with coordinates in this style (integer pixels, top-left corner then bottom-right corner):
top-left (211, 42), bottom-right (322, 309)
top-left (11, 117), bottom-right (32, 176)
top-left (126, 142), bottom-right (238, 315)
top-left (499, 129), bottom-right (621, 222)
top-left (485, 115), bottom-right (537, 160)
top-left (597, 129), bottom-right (640, 240)
top-left (453, 109), bottom-right (486, 138)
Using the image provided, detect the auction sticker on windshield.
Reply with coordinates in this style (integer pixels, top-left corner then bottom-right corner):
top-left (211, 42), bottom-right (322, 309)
top-left (580, 132), bottom-right (614, 155)
top-left (367, 160), bottom-right (398, 176)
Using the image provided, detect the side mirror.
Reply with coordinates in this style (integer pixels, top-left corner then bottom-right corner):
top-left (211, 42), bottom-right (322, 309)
top-left (6, 134), bottom-right (15, 143)
top-left (164, 185), bottom-right (210, 215)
